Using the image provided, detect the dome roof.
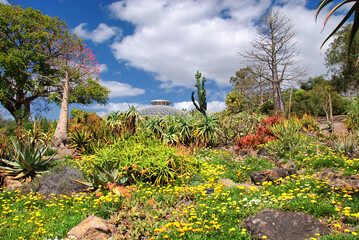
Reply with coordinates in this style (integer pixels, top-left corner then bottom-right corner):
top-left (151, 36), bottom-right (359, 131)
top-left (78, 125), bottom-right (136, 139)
top-left (138, 100), bottom-right (184, 117)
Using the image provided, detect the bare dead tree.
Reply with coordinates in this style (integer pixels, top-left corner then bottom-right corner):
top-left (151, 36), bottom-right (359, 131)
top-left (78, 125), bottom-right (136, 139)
top-left (240, 9), bottom-right (306, 114)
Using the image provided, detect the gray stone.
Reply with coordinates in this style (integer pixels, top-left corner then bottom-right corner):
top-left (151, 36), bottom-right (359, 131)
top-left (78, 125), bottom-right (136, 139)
top-left (242, 209), bottom-right (330, 240)
top-left (250, 168), bottom-right (297, 185)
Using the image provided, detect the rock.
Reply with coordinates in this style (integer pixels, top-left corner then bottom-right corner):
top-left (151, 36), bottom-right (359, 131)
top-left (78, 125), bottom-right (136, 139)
top-left (218, 178), bottom-right (260, 190)
top-left (250, 169), bottom-right (297, 185)
top-left (218, 178), bottom-right (239, 187)
top-left (332, 122), bottom-right (348, 135)
top-left (257, 147), bottom-right (270, 157)
top-left (66, 215), bottom-right (115, 240)
top-left (242, 209), bottom-right (330, 240)
top-left (56, 147), bottom-right (75, 158)
top-left (4, 176), bottom-right (23, 191)
top-left (316, 169), bottom-right (359, 189)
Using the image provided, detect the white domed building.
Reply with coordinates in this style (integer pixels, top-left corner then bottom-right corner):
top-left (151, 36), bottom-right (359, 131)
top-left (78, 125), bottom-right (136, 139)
top-left (137, 100), bottom-right (184, 118)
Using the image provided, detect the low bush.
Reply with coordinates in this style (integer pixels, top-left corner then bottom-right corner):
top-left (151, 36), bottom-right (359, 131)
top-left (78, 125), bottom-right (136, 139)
top-left (235, 115), bottom-right (282, 149)
top-left (265, 117), bottom-right (310, 159)
top-left (76, 133), bottom-right (201, 187)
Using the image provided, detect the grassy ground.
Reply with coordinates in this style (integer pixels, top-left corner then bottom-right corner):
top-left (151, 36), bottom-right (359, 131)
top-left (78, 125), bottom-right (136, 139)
top-left (1, 148), bottom-right (359, 239)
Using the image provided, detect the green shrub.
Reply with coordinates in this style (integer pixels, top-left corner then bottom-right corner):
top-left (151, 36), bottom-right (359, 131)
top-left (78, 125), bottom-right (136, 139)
top-left (330, 132), bottom-right (359, 155)
top-left (265, 117), bottom-right (310, 159)
top-left (76, 133), bottom-right (200, 187)
top-left (346, 97), bottom-right (359, 131)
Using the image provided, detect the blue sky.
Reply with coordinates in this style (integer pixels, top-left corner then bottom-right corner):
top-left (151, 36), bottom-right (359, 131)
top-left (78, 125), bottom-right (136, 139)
top-left (0, 0), bottom-right (351, 120)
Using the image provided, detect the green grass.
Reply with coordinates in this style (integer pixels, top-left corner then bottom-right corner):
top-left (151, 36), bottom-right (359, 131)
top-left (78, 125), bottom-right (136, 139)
top-left (1, 147), bottom-right (359, 239)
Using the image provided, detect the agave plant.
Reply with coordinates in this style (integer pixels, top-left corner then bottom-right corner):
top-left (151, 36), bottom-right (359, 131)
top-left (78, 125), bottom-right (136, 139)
top-left (73, 158), bottom-right (127, 189)
top-left (106, 111), bottom-right (123, 130)
top-left (0, 139), bottom-right (53, 180)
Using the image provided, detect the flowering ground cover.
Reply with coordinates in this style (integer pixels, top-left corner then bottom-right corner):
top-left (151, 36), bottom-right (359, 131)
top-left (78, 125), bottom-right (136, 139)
top-left (1, 148), bottom-right (359, 239)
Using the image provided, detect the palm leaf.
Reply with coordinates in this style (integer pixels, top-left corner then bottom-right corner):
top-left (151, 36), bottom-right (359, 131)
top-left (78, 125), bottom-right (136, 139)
top-left (315, 0), bottom-right (359, 57)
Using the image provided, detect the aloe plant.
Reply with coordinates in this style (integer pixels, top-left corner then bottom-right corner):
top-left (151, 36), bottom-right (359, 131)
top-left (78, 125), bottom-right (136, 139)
top-left (0, 139), bottom-right (53, 180)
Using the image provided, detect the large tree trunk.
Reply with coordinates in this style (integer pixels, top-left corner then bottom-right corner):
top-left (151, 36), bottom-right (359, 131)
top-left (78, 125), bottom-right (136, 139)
top-left (53, 72), bottom-right (70, 148)
top-left (272, 81), bottom-right (285, 114)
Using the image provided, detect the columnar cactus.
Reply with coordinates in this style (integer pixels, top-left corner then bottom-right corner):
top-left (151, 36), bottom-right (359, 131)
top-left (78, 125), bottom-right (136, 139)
top-left (191, 71), bottom-right (207, 117)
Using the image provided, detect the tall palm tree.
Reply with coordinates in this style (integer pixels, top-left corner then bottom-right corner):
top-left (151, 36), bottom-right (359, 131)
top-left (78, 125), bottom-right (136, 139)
top-left (315, 0), bottom-right (359, 55)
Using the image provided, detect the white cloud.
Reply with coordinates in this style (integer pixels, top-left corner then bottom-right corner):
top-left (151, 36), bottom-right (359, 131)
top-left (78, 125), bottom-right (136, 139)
top-left (0, 0), bottom-right (9, 5)
top-left (174, 101), bottom-right (195, 112)
top-left (109, 0), bottom-right (271, 88)
top-left (278, 4), bottom-right (347, 78)
top-left (74, 23), bottom-right (120, 44)
top-left (108, 0), bottom-right (345, 89)
top-left (98, 64), bottom-right (108, 73)
top-left (207, 101), bottom-right (226, 113)
top-left (174, 100), bottom-right (225, 113)
top-left (88, 102), bottom-right (147, 115)
top-left (100, 80), bottom-right (145, 98)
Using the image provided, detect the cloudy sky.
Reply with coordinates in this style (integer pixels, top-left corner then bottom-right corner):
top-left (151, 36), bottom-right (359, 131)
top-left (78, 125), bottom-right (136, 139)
top-left (1, 0), bottom-right (350, 119)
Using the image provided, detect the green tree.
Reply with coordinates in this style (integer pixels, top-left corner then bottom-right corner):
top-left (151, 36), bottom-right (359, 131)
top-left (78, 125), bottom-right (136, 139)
top-left (228, 66), bottom-right (270, 112)
top-left (291, 76), bottom-right (349, 118)
top-left (325, 24), bottom-right (359, 95)
top-left (0, 4), bottom-right (109, 129)
top-left (0, 5), bottom-right (66, 124)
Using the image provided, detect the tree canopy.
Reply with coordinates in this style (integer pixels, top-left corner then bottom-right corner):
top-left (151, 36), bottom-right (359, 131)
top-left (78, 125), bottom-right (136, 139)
top-left (325, 23), bottom-right (359, 95)
top-left (0, 4), bottom-right (109, 124)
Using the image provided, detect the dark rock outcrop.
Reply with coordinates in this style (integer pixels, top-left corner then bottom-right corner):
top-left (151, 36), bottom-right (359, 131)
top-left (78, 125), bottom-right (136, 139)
top-left (250, 168), bottom-right (297, 185)
top-left (316, 169), bottom-right (359, 189)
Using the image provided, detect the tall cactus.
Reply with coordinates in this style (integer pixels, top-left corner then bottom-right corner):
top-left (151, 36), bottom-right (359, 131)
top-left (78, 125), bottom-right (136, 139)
top-left (191, 71), bottom-right (207, 117)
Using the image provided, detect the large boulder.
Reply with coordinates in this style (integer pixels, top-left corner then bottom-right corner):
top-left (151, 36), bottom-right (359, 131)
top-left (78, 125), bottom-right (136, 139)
top-left (66, 215), bottom-right (115, 240)
top-left (250, 169), bottom-right (297, 185)
top-left (242, 209), bottom-right (330, 240)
